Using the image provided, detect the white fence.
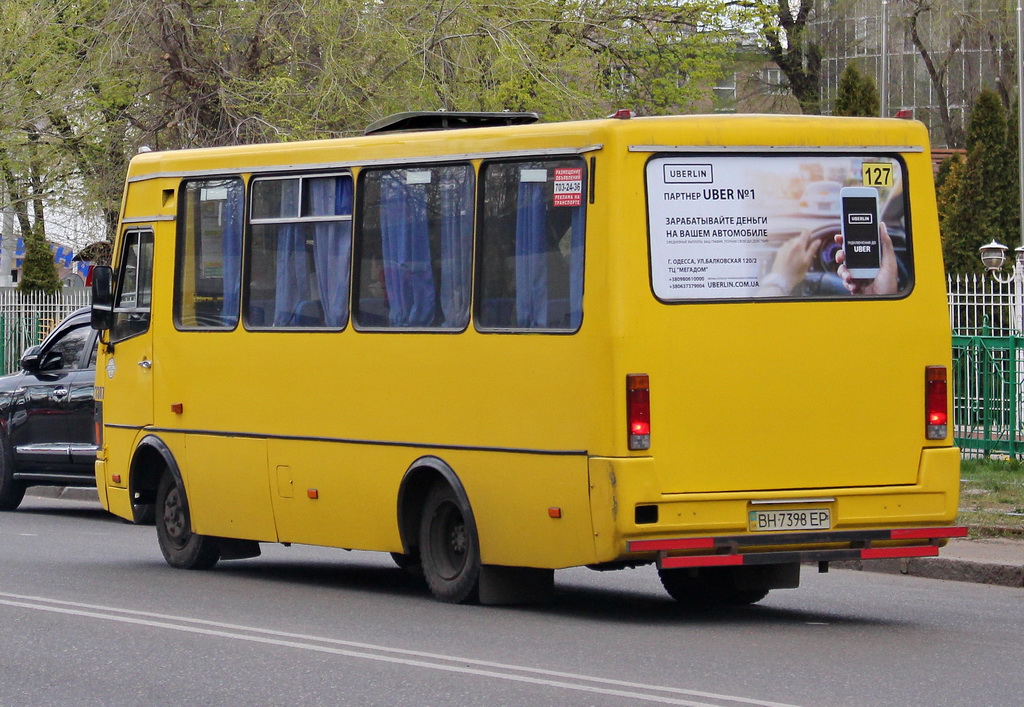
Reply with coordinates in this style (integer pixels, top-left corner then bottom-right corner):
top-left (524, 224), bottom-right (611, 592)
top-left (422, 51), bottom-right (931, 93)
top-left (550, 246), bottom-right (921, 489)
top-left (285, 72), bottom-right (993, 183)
top-left (0, 288), bottom-right (91, 375)
top-left (947, 273), bottom-right (1020, 337)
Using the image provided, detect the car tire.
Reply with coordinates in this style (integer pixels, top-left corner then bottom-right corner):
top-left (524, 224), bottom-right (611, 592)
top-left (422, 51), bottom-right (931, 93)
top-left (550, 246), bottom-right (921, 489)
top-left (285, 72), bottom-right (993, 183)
top-left (155, 471), bottom-right (220, 570)
top-left (0, 434), bottom-right (26, 511)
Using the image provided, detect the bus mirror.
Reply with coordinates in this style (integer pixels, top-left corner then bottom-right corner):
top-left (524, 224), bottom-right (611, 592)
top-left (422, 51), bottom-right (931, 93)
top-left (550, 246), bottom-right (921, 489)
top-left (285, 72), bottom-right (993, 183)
top-left (91, 265), bottom-right (115, 331)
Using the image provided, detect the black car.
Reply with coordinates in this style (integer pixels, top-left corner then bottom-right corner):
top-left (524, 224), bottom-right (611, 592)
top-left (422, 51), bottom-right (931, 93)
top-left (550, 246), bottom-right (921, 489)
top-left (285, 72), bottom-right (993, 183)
top-left (0, 308), bottom-right (99, 510)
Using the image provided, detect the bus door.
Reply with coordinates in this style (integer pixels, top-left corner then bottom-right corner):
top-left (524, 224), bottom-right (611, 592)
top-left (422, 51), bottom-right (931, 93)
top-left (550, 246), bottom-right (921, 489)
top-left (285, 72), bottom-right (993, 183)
top-left (101, 228), bottom-right (156, 467)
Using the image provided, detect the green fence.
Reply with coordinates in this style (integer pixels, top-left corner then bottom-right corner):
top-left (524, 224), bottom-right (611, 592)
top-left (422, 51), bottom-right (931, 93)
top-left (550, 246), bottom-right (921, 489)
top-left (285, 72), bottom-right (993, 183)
top-left (952, 333), bottom-right (1024, 458)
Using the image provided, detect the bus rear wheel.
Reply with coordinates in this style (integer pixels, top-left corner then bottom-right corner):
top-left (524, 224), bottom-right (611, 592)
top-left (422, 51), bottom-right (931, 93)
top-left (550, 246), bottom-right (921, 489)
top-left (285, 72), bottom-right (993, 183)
top-left (658, 566), bottom-right (770, 607)
top-left (419, 484), bottom-right (480, 603)
top-left (155, 471), bottom-right (220, 570)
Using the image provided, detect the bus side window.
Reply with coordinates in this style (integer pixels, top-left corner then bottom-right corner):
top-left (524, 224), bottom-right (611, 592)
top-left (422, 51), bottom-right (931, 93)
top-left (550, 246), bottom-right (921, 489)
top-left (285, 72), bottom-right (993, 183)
top-left (354, 164), bottom-right (473, 330)
top-left (111, 229), bottom-right (154, 343)
top-left (245, 174), bottom-right (352, 329)
top-left (476, 159), bottom-right (585, 331)
top-left (175, 178), bottom-right (244, 329)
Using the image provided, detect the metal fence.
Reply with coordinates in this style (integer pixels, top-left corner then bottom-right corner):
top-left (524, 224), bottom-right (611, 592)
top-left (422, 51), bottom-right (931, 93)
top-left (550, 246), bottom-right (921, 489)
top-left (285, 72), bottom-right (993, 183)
top-left (948, 274), bottom-right (1024, 458)
top-left (0, 288), bottom-right (91, 375)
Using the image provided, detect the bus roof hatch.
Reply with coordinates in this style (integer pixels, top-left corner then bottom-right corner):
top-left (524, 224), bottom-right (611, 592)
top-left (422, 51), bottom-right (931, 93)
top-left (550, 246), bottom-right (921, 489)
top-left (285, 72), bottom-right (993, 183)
top-left (364, 111), bottom-right (540, 135)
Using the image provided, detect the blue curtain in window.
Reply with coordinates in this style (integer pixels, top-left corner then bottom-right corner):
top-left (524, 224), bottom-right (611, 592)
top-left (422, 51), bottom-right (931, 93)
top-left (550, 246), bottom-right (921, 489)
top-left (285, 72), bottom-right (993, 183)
top-left (439, 169), bottom-right (472, 328)
top-left (567, 205), bottom-right (585, 329)
top-left (515, 180), bottom-right (547, 328)
top-left (310, 177), bottom-right (352, 327)
top-left (221, 180), bottom-right (243, 324)
top-left (380, 175), bottom-right (434, 326)
top-left (273, 185), bottom-right (304, 326)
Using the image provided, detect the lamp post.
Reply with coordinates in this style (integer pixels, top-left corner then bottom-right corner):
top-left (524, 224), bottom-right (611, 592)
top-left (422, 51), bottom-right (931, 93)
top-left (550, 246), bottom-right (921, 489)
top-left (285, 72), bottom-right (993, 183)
top-left (880, 0), bottom-right (888, 118)
top-left (1018, 0), bottom-right (1024, 251)
top-left (980, 2), bottom-right (1024, 332)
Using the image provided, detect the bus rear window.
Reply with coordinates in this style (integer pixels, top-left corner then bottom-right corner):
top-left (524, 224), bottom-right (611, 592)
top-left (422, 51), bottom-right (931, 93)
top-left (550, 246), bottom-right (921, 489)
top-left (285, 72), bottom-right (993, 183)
top-left (646, 154), bottom-right (911, 301)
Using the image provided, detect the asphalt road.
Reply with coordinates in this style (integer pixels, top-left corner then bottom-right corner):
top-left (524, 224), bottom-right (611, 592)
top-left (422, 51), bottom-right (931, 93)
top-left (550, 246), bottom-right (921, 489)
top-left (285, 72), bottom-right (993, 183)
top-left (1, 495), bottom-right (1022, 707)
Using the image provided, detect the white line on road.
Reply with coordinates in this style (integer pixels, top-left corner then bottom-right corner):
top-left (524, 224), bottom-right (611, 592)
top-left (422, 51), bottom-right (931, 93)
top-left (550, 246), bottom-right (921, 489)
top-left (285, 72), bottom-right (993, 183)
top-left (0, 591), bottom-right (803, 707)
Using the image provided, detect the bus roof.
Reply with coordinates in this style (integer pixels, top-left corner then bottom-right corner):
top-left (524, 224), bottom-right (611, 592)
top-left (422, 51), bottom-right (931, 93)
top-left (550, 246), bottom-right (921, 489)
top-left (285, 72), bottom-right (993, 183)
top-left (125, 113), bottom-right (932, 181)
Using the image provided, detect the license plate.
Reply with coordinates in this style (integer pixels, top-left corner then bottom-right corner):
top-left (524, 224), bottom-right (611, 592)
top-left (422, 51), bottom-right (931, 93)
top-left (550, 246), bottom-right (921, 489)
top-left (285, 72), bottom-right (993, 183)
top-left (749, 508), bottom-right (831, 532)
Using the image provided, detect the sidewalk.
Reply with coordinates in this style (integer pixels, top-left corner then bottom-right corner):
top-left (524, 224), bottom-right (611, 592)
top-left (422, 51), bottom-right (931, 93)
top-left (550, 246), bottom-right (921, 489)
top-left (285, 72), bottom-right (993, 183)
top-left (27, 488), bottom-right (1024, 588)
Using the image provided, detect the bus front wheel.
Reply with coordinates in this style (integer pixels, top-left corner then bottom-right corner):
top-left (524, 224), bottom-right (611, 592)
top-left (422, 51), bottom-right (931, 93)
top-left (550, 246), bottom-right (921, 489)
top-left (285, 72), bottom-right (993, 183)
top-left (155, 471), bottom-right (220, 570)
top-left (419, 484), bottom-right (480, 603)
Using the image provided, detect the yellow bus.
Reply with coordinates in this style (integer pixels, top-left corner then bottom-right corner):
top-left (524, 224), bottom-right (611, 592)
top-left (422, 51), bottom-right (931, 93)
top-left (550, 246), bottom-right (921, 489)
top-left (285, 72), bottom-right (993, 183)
top-left (90, 111), bottom-right (964, 606)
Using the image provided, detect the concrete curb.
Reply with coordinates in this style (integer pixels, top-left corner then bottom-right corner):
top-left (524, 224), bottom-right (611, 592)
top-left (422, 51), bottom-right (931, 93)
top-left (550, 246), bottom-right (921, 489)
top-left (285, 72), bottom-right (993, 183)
top-left (834, 554), bottom-right (1024, 589)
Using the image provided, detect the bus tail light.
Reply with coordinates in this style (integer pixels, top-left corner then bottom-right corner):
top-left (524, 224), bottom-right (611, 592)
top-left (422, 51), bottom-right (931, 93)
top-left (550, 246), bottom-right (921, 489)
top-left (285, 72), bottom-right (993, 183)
top-left (926, 366), bottom-right (948, 440)
top-left (627, 374), bottom-right (651, 450)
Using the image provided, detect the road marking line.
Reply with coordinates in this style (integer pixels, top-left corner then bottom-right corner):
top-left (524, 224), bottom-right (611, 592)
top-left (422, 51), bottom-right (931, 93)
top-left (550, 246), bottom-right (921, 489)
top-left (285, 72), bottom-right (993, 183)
top-left (0, 591), bottom-right (802, 707)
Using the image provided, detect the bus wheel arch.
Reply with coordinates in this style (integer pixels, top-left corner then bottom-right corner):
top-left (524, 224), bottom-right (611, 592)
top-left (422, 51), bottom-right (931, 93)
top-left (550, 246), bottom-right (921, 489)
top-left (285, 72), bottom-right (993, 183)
top-left (128, 435), bottom-right (178, 525)
top-left (395, 457), bottom-right (474, 575)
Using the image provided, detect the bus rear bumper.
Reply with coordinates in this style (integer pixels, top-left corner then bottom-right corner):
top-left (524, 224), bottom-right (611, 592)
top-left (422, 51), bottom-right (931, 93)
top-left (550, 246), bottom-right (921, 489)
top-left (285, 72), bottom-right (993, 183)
top-left (627, 526), bottom-right (968, 569)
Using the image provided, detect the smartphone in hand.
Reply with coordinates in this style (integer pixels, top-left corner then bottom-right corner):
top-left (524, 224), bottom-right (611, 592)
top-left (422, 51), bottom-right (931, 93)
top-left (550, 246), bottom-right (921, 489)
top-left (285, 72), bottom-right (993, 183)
top-left (840, 186), bottom-right (881, 281)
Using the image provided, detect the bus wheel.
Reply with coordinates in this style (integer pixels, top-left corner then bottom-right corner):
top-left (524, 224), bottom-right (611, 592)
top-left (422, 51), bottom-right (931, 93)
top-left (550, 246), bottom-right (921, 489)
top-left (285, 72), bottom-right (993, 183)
top-left (155, 472), bottom-right (220, 570)
top-left (419, 484), bottom-right (480, 603)
top-left (658, 567), bottom-right (769, 607)
top-left (0, 435), bottom-right (25, 511)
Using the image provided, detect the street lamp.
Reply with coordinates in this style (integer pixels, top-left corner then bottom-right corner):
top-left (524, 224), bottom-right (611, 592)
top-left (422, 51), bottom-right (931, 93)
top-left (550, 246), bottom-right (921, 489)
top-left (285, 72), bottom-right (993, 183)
top-left (980, 241), bottom-right (1024, 333)
top-left (980, 241), bottom-right (1024, 284)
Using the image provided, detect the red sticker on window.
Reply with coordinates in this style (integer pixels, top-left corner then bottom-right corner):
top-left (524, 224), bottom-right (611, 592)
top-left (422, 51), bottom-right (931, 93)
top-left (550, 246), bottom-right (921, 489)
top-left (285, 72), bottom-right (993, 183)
top-left (553, 168), bottom-right (583, 207)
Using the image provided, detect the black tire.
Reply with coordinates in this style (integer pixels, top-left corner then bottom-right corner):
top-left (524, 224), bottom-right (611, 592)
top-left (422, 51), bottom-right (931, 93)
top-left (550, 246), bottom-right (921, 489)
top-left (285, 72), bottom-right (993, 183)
top-left (419, 484), bottom-right (480, 603)
top-left (0, 434), bottom-right (25, 511)
top-left (658, 567), bottom-right (769, 607)
top-left (155, 471), bottom-right (220, 570)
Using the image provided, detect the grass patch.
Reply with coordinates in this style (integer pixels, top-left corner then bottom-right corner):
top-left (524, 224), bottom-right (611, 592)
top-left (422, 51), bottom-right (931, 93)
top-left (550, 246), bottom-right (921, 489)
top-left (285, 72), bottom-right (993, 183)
top-left (959, 458), bottom-right (1024, 537)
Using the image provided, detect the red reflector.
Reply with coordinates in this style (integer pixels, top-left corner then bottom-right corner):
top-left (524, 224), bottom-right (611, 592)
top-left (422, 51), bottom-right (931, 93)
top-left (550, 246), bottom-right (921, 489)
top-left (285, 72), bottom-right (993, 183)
top-left (627, 374), bottom-right (651, 450)
top-left (890, 526), bottom-right (968, 540)
top-left (629, 537), bottom-right (716, 552)
top-left (548, 507), bottom-right (562, 519)
top-left (861, 545), bottom-right (938, 560)
top-left (111, 474), bottom-right (121, 485)
top-left (307, 489), bottom-right (319, 499)
top-left (661, 554), bottom-right (745, 569)
top-left (170, 403), bottom-right (184, 414)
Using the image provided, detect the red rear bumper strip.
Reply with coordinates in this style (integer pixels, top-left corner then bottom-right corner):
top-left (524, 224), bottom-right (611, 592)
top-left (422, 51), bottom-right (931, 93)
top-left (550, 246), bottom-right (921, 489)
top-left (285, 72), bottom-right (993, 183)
top-left (629, 526), bottom-right (965, 570)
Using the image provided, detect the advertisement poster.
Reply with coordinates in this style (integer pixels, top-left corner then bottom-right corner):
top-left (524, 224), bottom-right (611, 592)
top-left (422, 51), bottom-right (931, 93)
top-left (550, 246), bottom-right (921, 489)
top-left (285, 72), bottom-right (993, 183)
top-left (646, 154), bottom-right (910, 301)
